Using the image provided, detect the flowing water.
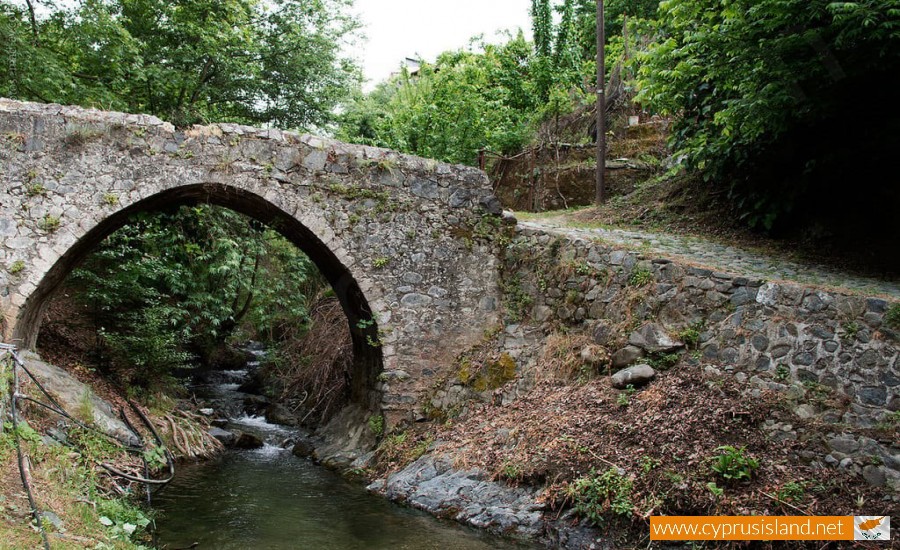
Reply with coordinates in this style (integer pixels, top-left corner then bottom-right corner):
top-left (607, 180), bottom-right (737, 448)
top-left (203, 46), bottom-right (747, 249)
top-left (152, 350), bottom-right (529, 549)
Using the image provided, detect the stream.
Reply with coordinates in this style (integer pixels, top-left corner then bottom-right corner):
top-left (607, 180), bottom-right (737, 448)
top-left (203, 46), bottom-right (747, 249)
top-left (152, 350), bottom-right (529, 549)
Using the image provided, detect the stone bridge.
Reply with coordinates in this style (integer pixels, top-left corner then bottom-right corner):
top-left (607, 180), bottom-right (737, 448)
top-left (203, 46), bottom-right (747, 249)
top-left (0, 99), bottom-right (503, 424)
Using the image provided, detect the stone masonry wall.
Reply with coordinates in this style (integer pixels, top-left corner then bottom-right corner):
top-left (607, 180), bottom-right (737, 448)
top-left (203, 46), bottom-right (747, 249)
top-left (504, 226), bottom-right (899, 420)
top-left (425, 222), bottom-right (899, 494)
top-left (493, 225), bottom-right (900, 491)
top-left (0, 99), bottom-right (504, 424)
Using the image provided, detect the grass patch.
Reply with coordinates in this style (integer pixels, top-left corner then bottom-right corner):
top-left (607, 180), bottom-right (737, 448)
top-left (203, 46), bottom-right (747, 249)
top-left (628, 266), bottom-right (653, 287)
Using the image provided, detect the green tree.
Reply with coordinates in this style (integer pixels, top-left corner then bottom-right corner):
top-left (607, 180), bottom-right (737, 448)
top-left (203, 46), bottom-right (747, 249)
top-left (338, 35), bottom-right (537, 164)
top-left (572, 0), bottom-right (660, 65)
top-left (0, 0), bottom-right (360, 128)
top-left (531, 0), bottom-right (554, 59)
top-left (70, 206), bottom-right (318, 391)
top-left (637, 0), bottom-right (900, 229)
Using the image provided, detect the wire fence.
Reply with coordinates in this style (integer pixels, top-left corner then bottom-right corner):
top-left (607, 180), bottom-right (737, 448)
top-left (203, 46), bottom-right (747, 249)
top-left (1, 343), bottom-right (176, 549)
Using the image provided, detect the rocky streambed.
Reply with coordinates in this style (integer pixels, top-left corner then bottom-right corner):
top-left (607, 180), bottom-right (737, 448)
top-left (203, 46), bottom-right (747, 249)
top-left (153, 348), bottom-right (535, 549)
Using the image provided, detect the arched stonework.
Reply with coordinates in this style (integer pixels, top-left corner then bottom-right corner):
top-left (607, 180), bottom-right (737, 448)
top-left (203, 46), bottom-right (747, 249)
top-left (0, 99), bottom-right (503, 423)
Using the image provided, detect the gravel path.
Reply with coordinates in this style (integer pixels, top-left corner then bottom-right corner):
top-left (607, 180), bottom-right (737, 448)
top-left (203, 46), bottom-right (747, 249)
top-left (518, 218), bottom-right (900, 298)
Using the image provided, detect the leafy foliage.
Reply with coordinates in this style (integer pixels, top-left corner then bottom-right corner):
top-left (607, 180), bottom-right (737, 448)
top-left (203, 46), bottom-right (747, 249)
top-left (637, 0), bottom-right (900, 229)
top-left (70, 205), bottom-right (317, 391)
top-left (339, 37), bottom-right (538, 165)
top-left (0, 0), bottom-right (361, 128)
top-left (338, 0), bottom-right (620, 165)
top-left (885, 303), bottom-right (900, 329)
top-left (710, 445), bottom-right (760, 482)
top-left (566, 467), bottom-right (634, 524)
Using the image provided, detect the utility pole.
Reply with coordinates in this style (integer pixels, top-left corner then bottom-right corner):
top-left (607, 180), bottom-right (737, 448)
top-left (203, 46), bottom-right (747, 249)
top-left (595, 0), bottom-right (606, 204)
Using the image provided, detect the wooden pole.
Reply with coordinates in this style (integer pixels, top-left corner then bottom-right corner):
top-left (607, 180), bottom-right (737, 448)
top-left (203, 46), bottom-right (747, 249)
top-left (595, 0), bottom-right (606, 204)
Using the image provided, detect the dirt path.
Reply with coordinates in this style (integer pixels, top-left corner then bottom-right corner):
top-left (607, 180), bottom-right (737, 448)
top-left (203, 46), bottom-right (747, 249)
top-left (518, 216), bottom-right (900, 298)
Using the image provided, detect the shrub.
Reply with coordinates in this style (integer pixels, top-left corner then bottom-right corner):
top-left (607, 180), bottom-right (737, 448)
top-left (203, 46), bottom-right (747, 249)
top-left (710, 445), bottom-right (759, 482)
top-left (678, 322), bottom-right (703, 349)
top-left (368, 415), bottom-right (384, 438)
top-left (566, 468), bottom-right (634, 525)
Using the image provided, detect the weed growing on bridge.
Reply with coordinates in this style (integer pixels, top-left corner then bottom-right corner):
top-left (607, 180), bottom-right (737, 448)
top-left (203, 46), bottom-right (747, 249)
top-left (3, 132), bottom-right (26, 146)
top-left (842, 321), bottom-right (860, 340)
top-left (171, 148), bottom-right (194, 159)
top-left (25, 183), bottom-right (47, 197)
top-left (8, 260), bottom-right (25, 274)
top-left (356, 317), bottom-right (385, 348)
top-left (327, 182), bottom-right (389, 202)
top-left (101, 193), bottom-right (119, 206)
top-left (213, 154), bottom-right (235, 172)
top-left (372, 256), bottom-right (391, 269)
top-left (38, 215), bottom-right (61, 233)
top-left (359, 156), bottom-right (398, 174)
top-left (356, 318), bottom-right (376, 330)
top-left (64, 127), bottom-right (103, 148)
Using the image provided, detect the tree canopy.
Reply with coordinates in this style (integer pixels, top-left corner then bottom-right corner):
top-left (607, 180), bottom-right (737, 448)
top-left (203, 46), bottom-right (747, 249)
top-left (638, 0), bottom-right (900, 229)
top-left (337, 35), bottom-right (540, 165)
top-left (338, 0), bottom-right (609, 165)
top-left (0, 0), bottom-right (361, 128)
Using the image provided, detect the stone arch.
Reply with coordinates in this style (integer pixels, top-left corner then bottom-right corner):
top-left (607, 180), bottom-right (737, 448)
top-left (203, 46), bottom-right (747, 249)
top-left (1, 98), bottom-right (504, 424)
top-left (14, 182), bottom-right (384, 406)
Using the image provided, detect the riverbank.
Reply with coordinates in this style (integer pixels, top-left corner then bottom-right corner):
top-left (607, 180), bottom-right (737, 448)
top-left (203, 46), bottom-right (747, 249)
top-left (301, 221), bottom-right (899, 548)
top-left (0, 349), bottom-right (221, 548)
top-left (153, 360), bottom-right (528, 550)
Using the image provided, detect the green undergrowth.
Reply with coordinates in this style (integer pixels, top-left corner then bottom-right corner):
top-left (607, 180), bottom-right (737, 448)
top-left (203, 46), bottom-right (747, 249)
top-left (0, 419), bottom-right (154, 548)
